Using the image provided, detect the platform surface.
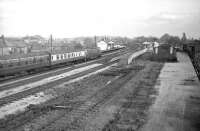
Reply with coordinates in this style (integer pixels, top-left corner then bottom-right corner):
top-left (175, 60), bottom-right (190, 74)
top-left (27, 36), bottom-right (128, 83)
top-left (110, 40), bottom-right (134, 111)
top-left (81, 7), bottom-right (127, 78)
top-left (141, 52), bottom-right (200, 131)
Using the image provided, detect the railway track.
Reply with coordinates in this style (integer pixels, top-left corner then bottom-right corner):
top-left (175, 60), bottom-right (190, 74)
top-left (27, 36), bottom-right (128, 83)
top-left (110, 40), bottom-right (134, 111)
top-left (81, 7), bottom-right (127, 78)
top-left (0, 81), bottom-right (89, 131)
top-left (0, 47), bottom-right (144, 131)
top-left (0, 48), bottom-right (127, 83)
top-left (0, 65), bottom-right (118, 131)
top-left (23, 66), bottom-right (141, 131)
top-left (0, 49), bottom-right (129, 90)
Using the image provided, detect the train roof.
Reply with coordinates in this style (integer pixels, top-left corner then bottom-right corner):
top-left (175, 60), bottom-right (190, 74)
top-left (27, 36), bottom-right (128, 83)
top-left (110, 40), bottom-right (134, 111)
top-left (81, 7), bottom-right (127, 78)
top-left (50, 49), bottom-right (86, 55)
top-left (0, 51), bottom-right (49, 60)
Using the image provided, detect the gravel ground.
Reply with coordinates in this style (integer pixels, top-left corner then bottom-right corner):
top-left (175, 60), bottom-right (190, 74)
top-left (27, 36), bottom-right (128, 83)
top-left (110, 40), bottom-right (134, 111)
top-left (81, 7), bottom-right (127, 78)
top-left (102, 61), bottom-right (163, 131)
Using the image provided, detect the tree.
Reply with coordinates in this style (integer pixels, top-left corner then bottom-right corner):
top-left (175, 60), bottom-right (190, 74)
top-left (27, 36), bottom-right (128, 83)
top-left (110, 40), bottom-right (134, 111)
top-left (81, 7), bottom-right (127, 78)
top-left (74, 43), bottom-right (83, 50)
top-left (160, 33), bottom-right (171, 44)
top-left (83, 37), bottom-right (96, 48)
top-left (160, 33), bottom-right (181, 46)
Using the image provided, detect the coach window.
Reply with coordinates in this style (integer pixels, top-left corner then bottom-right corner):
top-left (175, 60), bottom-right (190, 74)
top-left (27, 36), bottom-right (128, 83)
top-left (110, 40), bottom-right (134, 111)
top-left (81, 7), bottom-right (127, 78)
top-left (33, 57), bottom-right (36, 63)
top-left (27, 58), bottom-right (31, 64)
top-left (56, 55), bottom-right (59, 60)
top-left (39, 57), bottom-right (43, 63)
top-left (8, 62), bottom-right (13, 67)
top-left (51, 56), bottom-right (53, 60)
top-left (25, 60), bottom-right (28, 65)
top-left (61, 54), bottom-right (63, 59)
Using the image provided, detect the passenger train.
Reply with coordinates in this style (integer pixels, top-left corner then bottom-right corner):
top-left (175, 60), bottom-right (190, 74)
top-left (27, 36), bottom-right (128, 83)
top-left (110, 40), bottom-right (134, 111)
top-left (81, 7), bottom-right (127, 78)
top-left (0, 48), bottom-right (101, 76)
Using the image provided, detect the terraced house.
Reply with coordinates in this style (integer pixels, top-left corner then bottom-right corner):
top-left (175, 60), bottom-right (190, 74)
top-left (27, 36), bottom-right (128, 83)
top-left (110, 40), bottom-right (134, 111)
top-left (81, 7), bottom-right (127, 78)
top-left (0, 35), bottom-right (30, 56)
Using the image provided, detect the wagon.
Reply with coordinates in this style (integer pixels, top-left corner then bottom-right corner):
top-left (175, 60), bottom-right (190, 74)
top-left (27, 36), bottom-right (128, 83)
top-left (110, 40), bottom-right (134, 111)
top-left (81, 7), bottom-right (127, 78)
top-left (0, 52), bottom-right (50, 76)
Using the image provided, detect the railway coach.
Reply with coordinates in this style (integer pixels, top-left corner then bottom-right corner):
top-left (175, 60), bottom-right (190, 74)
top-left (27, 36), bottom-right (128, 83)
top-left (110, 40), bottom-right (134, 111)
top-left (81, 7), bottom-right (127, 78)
top-left (0, 48), bottom-right (101, 76)
top-left (50, 50), bottom-right (87, 65)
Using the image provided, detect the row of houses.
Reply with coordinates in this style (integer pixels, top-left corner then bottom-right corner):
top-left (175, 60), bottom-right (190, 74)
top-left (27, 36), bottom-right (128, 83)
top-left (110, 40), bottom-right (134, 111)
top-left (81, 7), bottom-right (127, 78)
top-left (0, 35), bottom-right (49, 56)
top-left (97, 41), bottom-right (120, 51)
top-left (0, 35), bottom-right (30, 56)
top-left (0, 35), bottom-right (126, 56)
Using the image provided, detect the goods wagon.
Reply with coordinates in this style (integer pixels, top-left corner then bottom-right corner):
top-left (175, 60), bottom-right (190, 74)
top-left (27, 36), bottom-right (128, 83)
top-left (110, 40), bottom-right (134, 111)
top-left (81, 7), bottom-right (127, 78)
top-left (0, 52), bottom-right (50, 76)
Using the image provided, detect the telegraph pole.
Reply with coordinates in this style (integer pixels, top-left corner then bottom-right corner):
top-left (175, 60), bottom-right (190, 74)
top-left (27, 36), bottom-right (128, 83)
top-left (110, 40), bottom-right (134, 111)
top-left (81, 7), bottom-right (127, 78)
top-left (1, 35), bottom-right (5, 56)
top-left (50, 34), bottom-right (53, 52)
top-left (94, 36), bottom-right (97, 47)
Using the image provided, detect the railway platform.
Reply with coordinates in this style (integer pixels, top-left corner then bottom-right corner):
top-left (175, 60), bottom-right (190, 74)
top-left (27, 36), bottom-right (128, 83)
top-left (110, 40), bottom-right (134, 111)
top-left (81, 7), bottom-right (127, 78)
top-left (141, 52), bottom-right (200, 131)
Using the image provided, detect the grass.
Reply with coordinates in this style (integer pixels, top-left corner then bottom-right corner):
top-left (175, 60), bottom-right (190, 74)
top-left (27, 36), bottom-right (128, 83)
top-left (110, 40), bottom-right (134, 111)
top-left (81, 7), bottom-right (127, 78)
top-left (102, 62), bottom-right (163, 131)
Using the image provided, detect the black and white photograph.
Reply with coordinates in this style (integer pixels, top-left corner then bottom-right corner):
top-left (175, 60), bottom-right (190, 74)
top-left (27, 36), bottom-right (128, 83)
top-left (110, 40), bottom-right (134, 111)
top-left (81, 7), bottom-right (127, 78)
top-left (0, 0), bottom-right (200, 131)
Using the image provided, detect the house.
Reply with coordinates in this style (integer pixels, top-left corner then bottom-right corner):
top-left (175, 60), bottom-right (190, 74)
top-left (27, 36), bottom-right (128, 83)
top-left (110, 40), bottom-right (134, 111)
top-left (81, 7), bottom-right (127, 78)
top-left (0, 35), bottom-right (12, 56)
top-left (143, 41), bottom-right (153, 48)
top-left (108, 41), bottom-right (115, 49)
top-left (97, 41), bottom-right (108, 51)
top-left (0, 35), bottom-right (30, 56)
top-left (6, 38), bottom-right (30, 54)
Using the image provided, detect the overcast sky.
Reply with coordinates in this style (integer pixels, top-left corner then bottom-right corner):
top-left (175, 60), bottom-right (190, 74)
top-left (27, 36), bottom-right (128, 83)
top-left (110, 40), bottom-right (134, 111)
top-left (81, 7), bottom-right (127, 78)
top-left (0, 0), bottom-right (200, 38)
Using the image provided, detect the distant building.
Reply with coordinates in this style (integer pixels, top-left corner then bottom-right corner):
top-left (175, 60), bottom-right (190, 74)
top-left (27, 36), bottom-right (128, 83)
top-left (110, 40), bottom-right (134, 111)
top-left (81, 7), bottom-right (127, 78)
top-left (0, 35), bottom-right (12, 56)
top-left (143, 41), bottom-right (152, 48)
top-left (0, 35), bottom-right (30, 56)
top-left (153, 42), bottom-right (159, 48)
top-left (23, 35), bottom-right (46, 44)
top-left (108, 41), bottom-right (115, 49)
top-left (97, 41), bottom-right (108, 51)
